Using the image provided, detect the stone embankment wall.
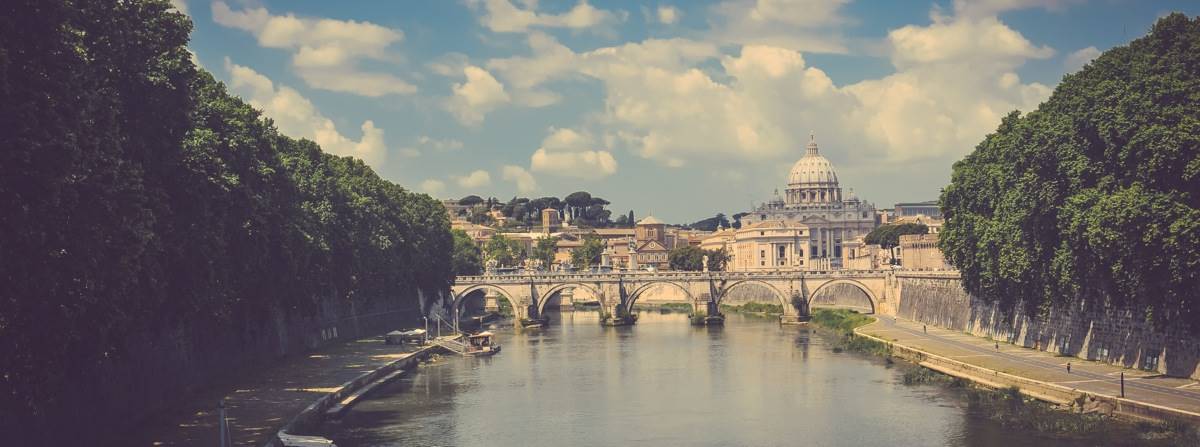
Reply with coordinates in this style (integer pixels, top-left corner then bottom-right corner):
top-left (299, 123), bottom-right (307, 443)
top-left (893, 272), bottom-right (1200, 381)
top-left (100, 289), bottom-right (435, 443)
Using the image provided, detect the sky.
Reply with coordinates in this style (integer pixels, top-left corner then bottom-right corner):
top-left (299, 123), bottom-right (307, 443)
top-left (174, 0), bottom-right (1198, 224)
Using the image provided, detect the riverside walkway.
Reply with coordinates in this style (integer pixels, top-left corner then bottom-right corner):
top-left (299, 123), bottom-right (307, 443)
top-left (133, 337), bottom-right (428, 446)
top-left (860, 317), bottom-right (1200, 418)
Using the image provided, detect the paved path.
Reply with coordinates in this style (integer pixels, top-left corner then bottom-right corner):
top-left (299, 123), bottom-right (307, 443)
top-left (860, 317), bottom-right (1200, 415)
top-left (131, 337), bottom-right (425, 446)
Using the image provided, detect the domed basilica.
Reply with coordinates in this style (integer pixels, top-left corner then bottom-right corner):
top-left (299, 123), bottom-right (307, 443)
top-left (706, 135), bottom-right (876, 271)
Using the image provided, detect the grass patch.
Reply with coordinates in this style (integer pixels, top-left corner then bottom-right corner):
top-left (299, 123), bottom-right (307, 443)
top-left (720, 302), bottom-right (783, 315)
top-left (656, 302), bottom-right (693, 312)
top-left (810, 309), bottom-right (874, 335)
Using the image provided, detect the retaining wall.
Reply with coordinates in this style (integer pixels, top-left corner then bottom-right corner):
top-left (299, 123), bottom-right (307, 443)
top-left (893, 272), bottom-right (1200, 381)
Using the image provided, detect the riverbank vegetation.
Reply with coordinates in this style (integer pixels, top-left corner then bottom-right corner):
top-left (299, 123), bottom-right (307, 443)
top-left (939, 14), bottom-right (1200, 331)
top-left (720, 302), bottom-right (784, 316)
top-left (0, 0), bottom-right (453, 441)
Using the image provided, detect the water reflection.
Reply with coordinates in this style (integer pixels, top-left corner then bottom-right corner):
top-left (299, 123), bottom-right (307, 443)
top-left (322, 312), bottom-right (1153, 447)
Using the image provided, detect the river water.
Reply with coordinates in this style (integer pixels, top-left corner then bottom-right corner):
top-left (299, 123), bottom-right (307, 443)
top-left (319, 311), bottom-right (1155, 447)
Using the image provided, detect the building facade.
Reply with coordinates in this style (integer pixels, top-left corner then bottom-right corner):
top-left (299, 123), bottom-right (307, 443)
top-left (894, 200), bottom-right (942, 219)
top-left (732, 135), bottom-right (877, 269)
top-left (898, 233), bottom-right (952, 270)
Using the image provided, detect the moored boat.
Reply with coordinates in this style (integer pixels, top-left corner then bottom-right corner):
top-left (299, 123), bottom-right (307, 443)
top-left (464, 331), bottom-right (501, 356)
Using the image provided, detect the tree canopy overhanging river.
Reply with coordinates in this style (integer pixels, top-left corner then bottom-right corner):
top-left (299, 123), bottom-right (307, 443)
top-left (317, 311), bottom-right (1174, 447)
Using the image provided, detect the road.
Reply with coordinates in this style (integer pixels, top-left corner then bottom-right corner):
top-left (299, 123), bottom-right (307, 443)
top-left (861, 317), bottom-right (1200, 415)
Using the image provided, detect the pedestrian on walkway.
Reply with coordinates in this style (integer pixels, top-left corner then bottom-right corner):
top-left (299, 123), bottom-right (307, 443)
top-left (995, 341), bottom-right (999, 350)
top-left (1067, 362), bottom-right (1072, 374)
top-left (923, 324), bottom-right (927, 334)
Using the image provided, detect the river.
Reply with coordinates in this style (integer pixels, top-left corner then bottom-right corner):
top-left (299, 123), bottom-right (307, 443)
top-left (318, 311), bottom-right (1161, 446)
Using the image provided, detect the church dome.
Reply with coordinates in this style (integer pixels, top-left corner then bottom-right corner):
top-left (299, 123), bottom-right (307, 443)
top-left (787, 136), bottom-right (838, 186)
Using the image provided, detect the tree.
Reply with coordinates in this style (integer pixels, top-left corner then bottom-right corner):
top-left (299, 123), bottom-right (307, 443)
top-left (731, 212), bottom-right (749, 229)
top-left (614, 214), bottom-right (630, 226)
top-left (864, 223), bottom-right (928, 249)
top-left (628, 210), bottom-right (636, 226)
top-left (532, 236), bottom-right (559, 269)
top-left (571, 235), bottom-right (605, 268)
top-left (939, 13), bottom-right (1200, 330)
top-left (564, 191), bottom-right (592, 208)
top-left (669, 246), bottom-right (706, 271)
top-left (484, 234), bottom-right (523, 267)
top-left (451, 230), bottom-right (483, 276)
top-left (458, 195), bottom-right (484, 206)
top-left (689, 213), bottom-right (731, 231)
top-left (0, 1), bottom-right (455, 441)
top-left (705, 248), bottom-right (731, 272)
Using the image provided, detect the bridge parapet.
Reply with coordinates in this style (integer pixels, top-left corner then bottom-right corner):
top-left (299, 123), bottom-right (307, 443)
top-left (454, 269), bottom-right (894, 284)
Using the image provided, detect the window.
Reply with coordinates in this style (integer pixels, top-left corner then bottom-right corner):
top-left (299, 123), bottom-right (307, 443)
top-left (760, 260), bottom-right (765, 266)
top-left (760, 250), bottom-right (766, 258)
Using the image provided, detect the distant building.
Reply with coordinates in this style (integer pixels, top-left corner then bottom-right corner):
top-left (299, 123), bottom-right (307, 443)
top-left (736, 135), bottom-right (877, 269)
top-left (894, 200), bottom-right (941, 219)
top-left (891, 214), bottom-right (944, 233)
top-left (541, 208), bottom-right (562, 234)
top-left (451, 220), bottom-right (496, 245)
top-left (633, 216), bottom-right (670, 270)
top-left (898, 233), bottom-right (952, 270)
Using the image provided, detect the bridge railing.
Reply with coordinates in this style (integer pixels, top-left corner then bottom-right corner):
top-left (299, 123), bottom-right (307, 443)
top-left (453, 268), bottom-right (903, 284)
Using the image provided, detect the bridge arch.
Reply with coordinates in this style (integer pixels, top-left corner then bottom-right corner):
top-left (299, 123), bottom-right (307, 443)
top-left (716, 279), bottom-right (791, 311)
top-left (536, 282), bottom-right (605, 316)
top-left (808, 279), bottom-right (877, 314)
top-left (626, 280), bottom-right (694, 310)
top-left (452, 284), bottom-right (521, 320)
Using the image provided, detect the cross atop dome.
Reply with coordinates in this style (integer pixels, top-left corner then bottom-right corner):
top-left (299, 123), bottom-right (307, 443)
top-left (806, 132), bottom-right (819, 156)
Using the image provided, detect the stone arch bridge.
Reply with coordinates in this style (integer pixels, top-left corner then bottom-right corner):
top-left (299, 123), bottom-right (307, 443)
top-left (451, 270), bottom-right (896, 324)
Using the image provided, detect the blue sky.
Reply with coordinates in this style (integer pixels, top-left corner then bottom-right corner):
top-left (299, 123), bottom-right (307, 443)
top-left (175, 0), bottom-right (1197, 223)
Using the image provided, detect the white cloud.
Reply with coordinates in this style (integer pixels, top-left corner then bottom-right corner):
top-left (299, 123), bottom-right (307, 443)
top-left (169, 0), bottom-right (188, 15)
top-left (1064, 46), bottom-right (1100, 73)
top-left (447, 65), bottom-right (511, 126)
top-left (212, 2), bottom-right (416, 97)
top-left (709, 0), bottom-right (852, 53)
top-left (527, 128), bottom-right (618, 179)
top-left (224, 59), bottom-right (387, 168)
top-left (502, 165), bottom-right (539, 193)
top-left (887, 13), bottom-right (1054, 70)
top-left (485, 3), bottom-right (1055, 166)
top-left (419, 136), bottom-right (465, 151)
top-left (950, 0), bottom-right (1081, 19)
top-left (397, 136), bottom-right (465, 158)
top-left (455, 170), bottom-right (493, 189)
top-left (468, 0), bottom-right (625, 34)
top-left (657, 5), bottom-right (680, 24)
top-left (420, 179), bottom-right (446, 196)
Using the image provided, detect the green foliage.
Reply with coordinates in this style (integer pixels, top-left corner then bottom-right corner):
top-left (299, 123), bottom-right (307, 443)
top-left (669, 245), bottom-right (706, 271)
top-left (688, 213), bottom-right (731, 231)
top-left (864, 223), bottom-right (928, 249)
top-left (669, 246), bottom-right (729, 271)
top-left (939, 14), bottom-right (1200, 330)
top-left (706, 248), bottom-right (730, 272)
top-left (0, 1), bottom-right (452, 439)
top-left (484, 234), bottom-right (524, 267)
top-left (810, 309), bottom-right (875, 335)
top-left (497, 192), bottom-right (615, 227)
top-left (571, 235), bottom-right (606, 268)
top-left (451, 229), bottom-right (483, 276)
top-left (721, 302), bottom-right (784, 315)
top-left (532, 236), bottom-right (559, 269)
top-left (458, 195), bottom-right (484, 206)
